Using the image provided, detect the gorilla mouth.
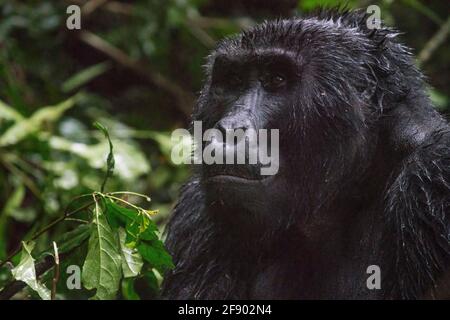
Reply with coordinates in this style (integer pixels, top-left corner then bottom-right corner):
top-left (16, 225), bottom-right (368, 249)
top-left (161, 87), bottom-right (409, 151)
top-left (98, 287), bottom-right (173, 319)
top-left (206, 175), bottom-right (262, 184)
top-left (202, 164), bottom-right (271, 182)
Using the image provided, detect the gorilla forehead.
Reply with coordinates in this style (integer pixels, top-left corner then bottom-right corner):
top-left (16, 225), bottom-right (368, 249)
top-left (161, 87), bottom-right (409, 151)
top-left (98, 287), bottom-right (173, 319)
top-left (213, 14), bottom-right (373, 58)
top-left (203, 14), bottom-right (387, 93)
top-left (201, 12), bottom-right (385, 121)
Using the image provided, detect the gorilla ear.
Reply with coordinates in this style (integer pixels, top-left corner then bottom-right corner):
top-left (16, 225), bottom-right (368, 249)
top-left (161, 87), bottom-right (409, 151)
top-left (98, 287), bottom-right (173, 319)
top-left (361, 35), bottom-right (446, 156)
top-left (380, 100), bottom-right (446, 156)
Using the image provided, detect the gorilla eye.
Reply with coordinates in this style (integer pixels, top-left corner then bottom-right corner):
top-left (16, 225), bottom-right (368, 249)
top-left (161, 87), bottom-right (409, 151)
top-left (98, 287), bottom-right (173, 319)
top-left (262, 73), bottom-right (286, 90)
top-left (229, 73), bottom-right (243, 86)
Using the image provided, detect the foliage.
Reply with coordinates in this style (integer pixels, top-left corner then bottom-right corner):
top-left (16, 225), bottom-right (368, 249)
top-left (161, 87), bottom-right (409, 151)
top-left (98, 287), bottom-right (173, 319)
top-left (0, 97), bottom-right (173, 299)
top-left (0, 0), bottom-right (448, 300)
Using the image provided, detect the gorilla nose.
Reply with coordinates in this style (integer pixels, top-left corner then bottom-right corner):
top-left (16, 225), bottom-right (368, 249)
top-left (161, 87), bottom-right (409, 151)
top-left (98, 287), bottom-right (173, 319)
top-left (216, 117), bottom-right (252, 144)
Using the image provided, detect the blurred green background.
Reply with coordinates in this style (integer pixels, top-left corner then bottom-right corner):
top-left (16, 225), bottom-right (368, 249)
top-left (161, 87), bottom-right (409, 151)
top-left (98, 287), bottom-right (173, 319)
top-left (0, 0), bottom-right (448, 298)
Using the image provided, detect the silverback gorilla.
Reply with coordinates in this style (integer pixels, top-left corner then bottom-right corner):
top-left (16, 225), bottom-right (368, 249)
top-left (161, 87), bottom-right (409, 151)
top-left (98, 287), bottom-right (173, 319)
top-left (162, 9), bottom-right (450, 299)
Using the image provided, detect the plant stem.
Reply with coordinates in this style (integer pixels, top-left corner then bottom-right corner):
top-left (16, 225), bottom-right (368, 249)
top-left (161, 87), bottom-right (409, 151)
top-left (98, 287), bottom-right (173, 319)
top-left (51, 242), bottom-right (60, 300)
top-left (108, 191), bottom-right (151, 201)
top-left (0, 201), bottom-right (94, 269)
top-left (105, 195), bottom-right (143, 211)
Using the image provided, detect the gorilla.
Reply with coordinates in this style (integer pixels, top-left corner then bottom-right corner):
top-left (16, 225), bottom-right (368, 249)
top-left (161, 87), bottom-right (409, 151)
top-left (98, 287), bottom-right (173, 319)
top-left (162, 9), bottom-right (450, 299)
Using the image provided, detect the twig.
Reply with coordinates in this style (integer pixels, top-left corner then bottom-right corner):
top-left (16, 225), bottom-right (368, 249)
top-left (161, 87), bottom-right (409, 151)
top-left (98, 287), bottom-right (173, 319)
top-left (0, 156), bottom-right (40, 197)
top-left (103, 1), bottom-right (134, 15)
top-left (94, 122), bottom-right (114, 193)
top-left (193, 16), bottom-right (252, 29)
top-left (78, 31), bottom-right (194, 116)
top-left (185, 19), bottom-right (216, 48)
top-left (105, 195), bottom-right (142, 211)
top-left (418, 16), bottom-right (450, 65)
top-left (65, 218), bottom-right (89, 224)
top-left (82, 0), bottom-right (109, 15)
top-left (402, 0), bottom-right (444, 26)
top-left (64, 0), bottom-right (134, 15)
top-left (108, 191), bottom-right (151, 201)
top-left (51, 242), bottom-right (60, 300)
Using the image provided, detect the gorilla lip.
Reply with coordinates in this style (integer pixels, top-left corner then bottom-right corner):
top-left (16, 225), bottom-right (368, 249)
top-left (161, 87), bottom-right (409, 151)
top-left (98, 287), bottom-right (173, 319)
top-left (202, 162), bottom-right (275, 182)
top-left (203, 172), bottom-right (274, 184)
top-left (206, 175), bottom-right (259, 183)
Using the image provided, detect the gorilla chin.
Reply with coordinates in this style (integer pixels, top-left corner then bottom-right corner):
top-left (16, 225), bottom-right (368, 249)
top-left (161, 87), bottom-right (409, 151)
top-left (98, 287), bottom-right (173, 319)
top-left (201, 165), bottom-right (290, 234)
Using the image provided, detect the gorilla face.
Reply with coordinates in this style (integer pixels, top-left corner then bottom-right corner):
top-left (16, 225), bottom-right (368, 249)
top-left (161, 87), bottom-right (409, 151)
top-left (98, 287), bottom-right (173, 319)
top-left (193, 19), bottom-right (379, 232)
top-left (196, 51), bottom-right (297, 231)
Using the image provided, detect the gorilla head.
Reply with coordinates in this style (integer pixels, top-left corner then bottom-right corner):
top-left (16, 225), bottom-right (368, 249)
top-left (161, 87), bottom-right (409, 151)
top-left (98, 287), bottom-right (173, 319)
top-left (195, 12), bottom-right (394, 236)
top-left (163, 10), bottom-right (450, 299)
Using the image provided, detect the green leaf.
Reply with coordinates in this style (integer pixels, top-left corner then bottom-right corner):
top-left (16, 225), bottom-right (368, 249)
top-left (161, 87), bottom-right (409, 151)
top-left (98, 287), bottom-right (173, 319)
top-left (104, 205), bottom-right (122, 229)
top-left (62, 62), bottom-right (111, 93)
top-left (0, 97), bottom-right (76, 146)
top-left (138, 215), bottom-right (159, 241)
top-left (11, 241), bottom-right (51, 300)
top-left (142, 131), bottom-right (174, 159)
top-left (429, 88), bottom-right (449, 111)
top-left (82, 199), bottom-right (122, 300)
top-left (103, 198), bottom-right (159, 246)
top-left (137, 240), bottom-right (174, 274)
top-left (119, 228), bottom-right (143, 278)
top-left (1, 183), bottom-right (25, 216)
top-left (38, 224), bottom-right (91, 260)
top-left (0, 99), bottom-right (23, 121)
top-left (47, 136), bottom-right (150, 181)
top-left (125, 221), bottom-right (141, 247)
top-left (121, 278), bottom-right (140, 300)
top-left (104, 198), bottom-right (140, 224)
top-left (144, 269), bottom-right (160, 295)
top-left (125, 214), bottom-right (159, 247)
top-left (299, 0), bottom-right (350, 11)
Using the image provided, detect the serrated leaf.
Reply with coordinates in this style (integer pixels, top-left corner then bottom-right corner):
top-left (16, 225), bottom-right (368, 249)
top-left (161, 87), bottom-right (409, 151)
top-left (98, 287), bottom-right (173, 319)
top-left (82, 200), bottom-right (122, 300)
top-left (119, 228), bottom-right (143, 278)
top-left (137, 240), bottom-right (174, 274)
top-left (11, 241), bottom-right (51, 300)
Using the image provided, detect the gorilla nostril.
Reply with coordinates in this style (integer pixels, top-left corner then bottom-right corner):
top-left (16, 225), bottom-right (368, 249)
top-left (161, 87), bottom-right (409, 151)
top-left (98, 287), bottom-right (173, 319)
top-left (216, 119), bottom-right (249, 142)
top-left (219, 127), bottom-right (248, 145)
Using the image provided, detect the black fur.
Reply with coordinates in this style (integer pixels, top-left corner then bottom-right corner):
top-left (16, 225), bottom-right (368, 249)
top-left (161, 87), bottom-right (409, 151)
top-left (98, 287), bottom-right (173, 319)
top-left (162, 9), bottom-right (450, 299)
